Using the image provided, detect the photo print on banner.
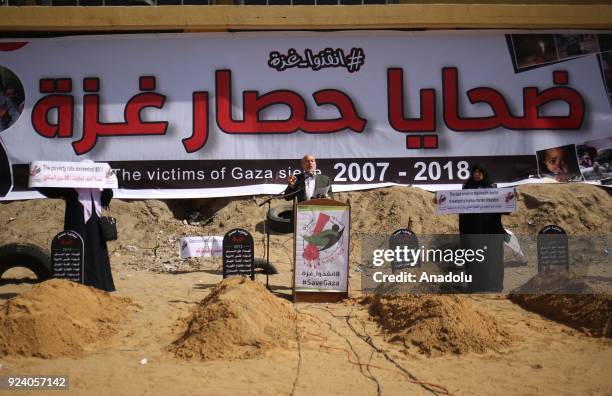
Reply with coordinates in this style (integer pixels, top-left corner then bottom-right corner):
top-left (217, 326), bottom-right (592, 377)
top-left (0, 64), bottom-right (25, 133)
top-left (597, 50), bottom-right (612, 108)
top-left (536, 144), bottom-right (584, 183)
top-left (507, 33), bottom-right (612, 110)
top-left (577, 136), bottom-right (612, 184)
top-left (507, 33), bottom-right (608, 73)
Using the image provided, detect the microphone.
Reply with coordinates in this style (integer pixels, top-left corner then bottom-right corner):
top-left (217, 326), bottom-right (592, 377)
top-left (283, 184), bottom-right (305, 199)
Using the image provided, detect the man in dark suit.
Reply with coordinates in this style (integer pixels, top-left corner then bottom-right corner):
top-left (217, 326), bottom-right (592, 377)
top-left (284, 154), bottom-right (332, 202)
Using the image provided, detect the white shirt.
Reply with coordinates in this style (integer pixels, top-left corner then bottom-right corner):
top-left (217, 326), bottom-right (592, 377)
top-left (304, 173), bottom-right (315, 200)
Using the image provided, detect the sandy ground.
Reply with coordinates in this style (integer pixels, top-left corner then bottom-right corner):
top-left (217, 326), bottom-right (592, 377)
top-left (0, 184), bottom-right (610, 395)
top-left (0, 267), bottom-right (610, 396)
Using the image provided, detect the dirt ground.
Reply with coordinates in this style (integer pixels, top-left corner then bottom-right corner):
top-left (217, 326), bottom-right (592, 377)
top-left (0, 183), bottom-right (610, 395)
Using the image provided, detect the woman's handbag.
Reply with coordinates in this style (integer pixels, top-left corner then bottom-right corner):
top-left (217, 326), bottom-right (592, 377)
top-left (99, 207), bottom-right (118, 242)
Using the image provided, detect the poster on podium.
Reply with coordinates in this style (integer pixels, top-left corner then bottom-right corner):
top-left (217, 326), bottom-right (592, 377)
top-left (293, 198), bottom-right (350, 303)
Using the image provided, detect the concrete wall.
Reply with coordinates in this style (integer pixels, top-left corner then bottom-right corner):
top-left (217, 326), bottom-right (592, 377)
top-left (0, 4), bottom-right (610, 32)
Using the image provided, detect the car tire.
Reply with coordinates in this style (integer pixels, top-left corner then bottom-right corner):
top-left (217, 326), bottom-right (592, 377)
top-left (0, 243), bottom-right (52, 281)
top-left (267, 205), bottom-right (294, 234)
top-left (254, 258), bottom-right (279, 275)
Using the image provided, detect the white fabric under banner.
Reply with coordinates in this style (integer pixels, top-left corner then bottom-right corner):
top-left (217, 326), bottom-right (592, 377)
top-left (1, 30), bottom-right (611, 199)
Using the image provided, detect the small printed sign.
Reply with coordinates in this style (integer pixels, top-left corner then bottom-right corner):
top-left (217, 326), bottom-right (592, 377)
top-left (179, 236), bottom-right (223, 259)
top-left (28, 161), bottom-right (118, 189)
top-left (537, 225), bottom-right (569, 272)
top-left (51, 230), bottom-right (85, 283)
top-left (436, 187), bottom-right (517, 215)
top-left (222, 229), bottom-right (254, 280)
top-left (294, 203), bottom-right (349, 293)
top-left (389, 228), bottom-right (420, 271)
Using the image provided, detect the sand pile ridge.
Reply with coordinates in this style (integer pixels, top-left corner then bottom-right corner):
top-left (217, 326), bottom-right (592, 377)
top-left (510, 294), bottom-right (611, 338)
top-left (367, 295), bottom-right (513, 356)
top-left (1, 184), bottom-right (610, 274)
top-left (170, 277), bottom-right (296, 360)
top-left (0, 279), bottom-right (133, 358)
top-left (509, 270), bottom-right (611, 338)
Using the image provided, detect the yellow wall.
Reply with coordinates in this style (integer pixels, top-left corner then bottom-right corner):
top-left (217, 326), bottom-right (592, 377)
top-left (0, 4), bottom-right (610, 32)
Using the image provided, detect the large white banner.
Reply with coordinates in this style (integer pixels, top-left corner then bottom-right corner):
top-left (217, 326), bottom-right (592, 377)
top-left (0, 31), bottom-right (611, 199)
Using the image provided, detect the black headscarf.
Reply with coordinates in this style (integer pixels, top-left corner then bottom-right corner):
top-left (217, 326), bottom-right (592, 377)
top-left (0, 137), bottom-right (11, 197)
top-left (463, 164), bottom-right (492, 189)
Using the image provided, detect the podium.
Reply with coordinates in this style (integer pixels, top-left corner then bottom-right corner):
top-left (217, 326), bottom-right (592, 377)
top-left (292, 198), bottom-right (350, 303)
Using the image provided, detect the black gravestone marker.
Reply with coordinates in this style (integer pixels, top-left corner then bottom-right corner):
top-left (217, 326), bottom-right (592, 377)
top-left (223, 228), bottom-right (254, 280)
top-left (537, 225), bottom-right (569, 273)
top-left (51, 230), bottom-right (85, 283)
top-left (389, 228), bottom-right (420, 272)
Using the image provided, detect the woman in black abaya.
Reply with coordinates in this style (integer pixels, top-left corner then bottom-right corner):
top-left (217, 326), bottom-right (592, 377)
top-left (39, 186), bottom-right (115, 292)
top-left (460, 164), bottom-right (505, 292)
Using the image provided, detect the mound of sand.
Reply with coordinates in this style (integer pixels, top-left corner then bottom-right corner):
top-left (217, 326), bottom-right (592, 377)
top-left (509, 184), bottom-right (612, 234)
top-left (0, 279), bottom-right (133, 358)
top-left (511, 269), bottom-right (598, 295)
top-left (509, 270), bottom-right (611, 338)
top-left (510, 294), bottom-right (611, 338)
top-left (170, 277), bottom-right (296, 361)
top-left (367, 295), bottom-right (513, 356)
